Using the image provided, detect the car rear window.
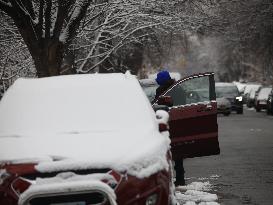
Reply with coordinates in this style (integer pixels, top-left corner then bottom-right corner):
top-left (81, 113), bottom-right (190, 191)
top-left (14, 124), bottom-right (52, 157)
top-left (257, 87), bottom-right (272, 100)
top-left (215, 85), bottom-right (239, 98)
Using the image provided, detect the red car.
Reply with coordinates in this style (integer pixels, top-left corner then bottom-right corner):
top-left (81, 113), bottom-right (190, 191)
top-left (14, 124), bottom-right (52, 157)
top-left (0, 72), bottom-right (219, 205)
top-left (0, 73), bottom-right (174, 205)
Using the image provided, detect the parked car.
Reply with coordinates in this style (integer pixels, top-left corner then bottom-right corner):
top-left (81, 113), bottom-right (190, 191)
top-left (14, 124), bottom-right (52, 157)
top-left (215, 82), bottom-right (243, 114)
top-left (139, 78), bottom-right (158, 102)
top-left (141, 73), bottom-right (220, 160)
top-left (243, 83), bottom-right (261, 106)
top-left (255, 87), bottom-right (272, 112)
top-left (0, 73), bottom-right (175, 205)
top-left (267, 89), bottom-right (273, 115)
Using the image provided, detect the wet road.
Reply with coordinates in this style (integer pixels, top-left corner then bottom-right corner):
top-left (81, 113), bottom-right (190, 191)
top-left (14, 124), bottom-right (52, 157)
top-left (183, 107), bottom-right (273, 205)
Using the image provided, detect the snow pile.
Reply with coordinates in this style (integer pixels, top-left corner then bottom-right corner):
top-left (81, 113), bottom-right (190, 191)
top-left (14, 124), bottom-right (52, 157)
top-left (34, 172), bottom-right (115, 185)
top-left (177, 181), bottom-right (213, 192)
top-left (175, 182), bottom-right (219, 205)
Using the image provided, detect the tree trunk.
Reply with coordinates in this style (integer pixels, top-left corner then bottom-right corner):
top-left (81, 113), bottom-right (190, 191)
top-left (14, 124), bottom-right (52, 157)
top-left (32, 41), bottom-right (64, 78)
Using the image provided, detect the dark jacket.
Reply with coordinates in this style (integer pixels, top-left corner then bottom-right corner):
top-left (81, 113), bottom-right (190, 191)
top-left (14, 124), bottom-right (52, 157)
top-left (155, 79), bottom-right (176, 99)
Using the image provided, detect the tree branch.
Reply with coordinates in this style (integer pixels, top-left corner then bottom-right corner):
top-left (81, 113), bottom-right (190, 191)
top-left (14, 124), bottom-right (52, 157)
top-left (0, 1), bottom-right (14, 17)
top-left (45, 0), bottom-right (52, 40)
top-left (60, 0), bottom-right (91, 45)
top-left (37, 0), bottom-right (44, 40)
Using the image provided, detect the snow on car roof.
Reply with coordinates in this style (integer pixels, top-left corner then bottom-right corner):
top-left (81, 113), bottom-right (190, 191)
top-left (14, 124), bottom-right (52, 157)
top-left (243, 83), bottom-right (261, 94)
top-left (233, 81), bottom-right (246, 93)
top-left (215, 82), bottom-right (236, 87)
top-left (0, 73), bottom-right (170, 178)
top-left (257, 87), bottom-right (272, 100)
top-left (139, 78), bottom-right (157, 86)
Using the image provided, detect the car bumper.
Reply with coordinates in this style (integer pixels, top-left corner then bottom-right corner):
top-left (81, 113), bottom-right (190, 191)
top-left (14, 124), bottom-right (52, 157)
top-left (217, 107), bottom-right (231, 113)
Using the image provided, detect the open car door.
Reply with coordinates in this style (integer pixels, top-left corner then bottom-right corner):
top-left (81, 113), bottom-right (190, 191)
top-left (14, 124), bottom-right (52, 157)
top-left (154, 73), bottom-right (219, 160)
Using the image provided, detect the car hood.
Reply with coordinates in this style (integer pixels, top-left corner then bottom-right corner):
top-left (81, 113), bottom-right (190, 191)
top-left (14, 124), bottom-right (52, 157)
top-left (0, 129), bottom-right (170, 178)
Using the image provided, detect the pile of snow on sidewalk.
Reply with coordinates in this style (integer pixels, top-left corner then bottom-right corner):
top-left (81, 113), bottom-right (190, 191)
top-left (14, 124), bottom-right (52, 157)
top-left (175, 181), bottom-right (220, 205)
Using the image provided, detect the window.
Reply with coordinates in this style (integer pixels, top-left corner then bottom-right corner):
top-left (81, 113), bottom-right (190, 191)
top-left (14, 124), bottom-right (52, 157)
top-left (165, 76), bottom-right (210, 106)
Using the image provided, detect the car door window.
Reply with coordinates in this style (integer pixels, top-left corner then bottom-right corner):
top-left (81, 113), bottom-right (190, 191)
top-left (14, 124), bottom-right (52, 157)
top-left (165, 76), bottom-right (210, 106)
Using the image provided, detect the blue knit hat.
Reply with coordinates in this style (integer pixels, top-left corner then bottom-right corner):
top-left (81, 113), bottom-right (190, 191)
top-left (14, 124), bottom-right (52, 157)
top-left (156, 70), bottom-right (171, 86)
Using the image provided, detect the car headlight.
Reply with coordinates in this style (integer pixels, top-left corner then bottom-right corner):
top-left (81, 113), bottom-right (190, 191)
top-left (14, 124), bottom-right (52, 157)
top-left (236, 96), bottom-right (243, 101)
top-left (146, 193), bottom-right (158, 205)
top-left (0, 169), bottom-right (11, 185)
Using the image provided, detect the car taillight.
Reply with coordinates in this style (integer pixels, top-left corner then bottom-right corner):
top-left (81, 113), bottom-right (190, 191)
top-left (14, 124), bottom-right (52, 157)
top-left (11, 177), bottom-right (32, 196)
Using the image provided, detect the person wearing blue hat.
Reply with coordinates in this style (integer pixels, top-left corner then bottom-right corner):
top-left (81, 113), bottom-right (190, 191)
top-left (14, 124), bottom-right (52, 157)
top-left (155, 70), bottom-right (186, 186)
top-left (155, 70), bottom-right (176, 99)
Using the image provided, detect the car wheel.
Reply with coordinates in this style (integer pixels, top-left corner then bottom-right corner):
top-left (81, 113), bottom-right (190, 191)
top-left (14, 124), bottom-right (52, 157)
top-left (224, 112), bottom-right (230, 116)
top-left (256, 107), bottom-right (261, 112)
top-left (237, 108), bottom-right (243, 114)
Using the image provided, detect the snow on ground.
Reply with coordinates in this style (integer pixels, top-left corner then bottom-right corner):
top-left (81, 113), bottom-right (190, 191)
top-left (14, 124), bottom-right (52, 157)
top-left (244, 104), bottom-right (255, 111)
top-left (175, 180), bottom-right (220, 205)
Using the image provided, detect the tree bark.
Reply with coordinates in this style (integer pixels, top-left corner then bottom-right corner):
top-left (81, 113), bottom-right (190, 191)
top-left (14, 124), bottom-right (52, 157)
top-left (32, 41), bottom-right (64, 77)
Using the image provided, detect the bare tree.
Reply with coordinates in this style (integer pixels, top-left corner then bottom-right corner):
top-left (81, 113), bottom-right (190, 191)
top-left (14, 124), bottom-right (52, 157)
top-left (0, 0), bottom-right (92, 77)
top-left (210, 0), bottom-right (273, 82)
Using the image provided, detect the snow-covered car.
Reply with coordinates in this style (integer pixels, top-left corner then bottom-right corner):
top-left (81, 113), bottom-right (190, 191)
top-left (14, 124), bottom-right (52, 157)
top-left (215, 82), bottom-right (243, 114)
top-left (255, 86), bottom-right (272, 112)
top-left (216, 97), bottom-right (231, 116)
top-left (233, 81), bottom-right (246, 94)
top-left (0, 73), bottom-right (175, 205)
top-left (243, 83), bottom-right (261, 107)
top-left (141, 73), bottom-right (220, 160)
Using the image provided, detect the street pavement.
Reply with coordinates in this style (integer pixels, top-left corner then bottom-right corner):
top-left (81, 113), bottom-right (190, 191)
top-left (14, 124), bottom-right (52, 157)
top-left (183, 107), bottom-right (273, 205)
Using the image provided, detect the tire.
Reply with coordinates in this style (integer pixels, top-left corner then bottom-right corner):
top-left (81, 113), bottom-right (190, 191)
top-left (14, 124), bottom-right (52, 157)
top-left (237, 108), bottom-right (243, 114)
top-left (268, 107), bottom-right (273, 115)
top-left (256, 107), bottom-right (261, 112)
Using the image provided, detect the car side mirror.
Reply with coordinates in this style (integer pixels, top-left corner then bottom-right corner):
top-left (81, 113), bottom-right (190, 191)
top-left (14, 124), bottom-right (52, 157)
top-left (157, 96), bottom-right (173, 107)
